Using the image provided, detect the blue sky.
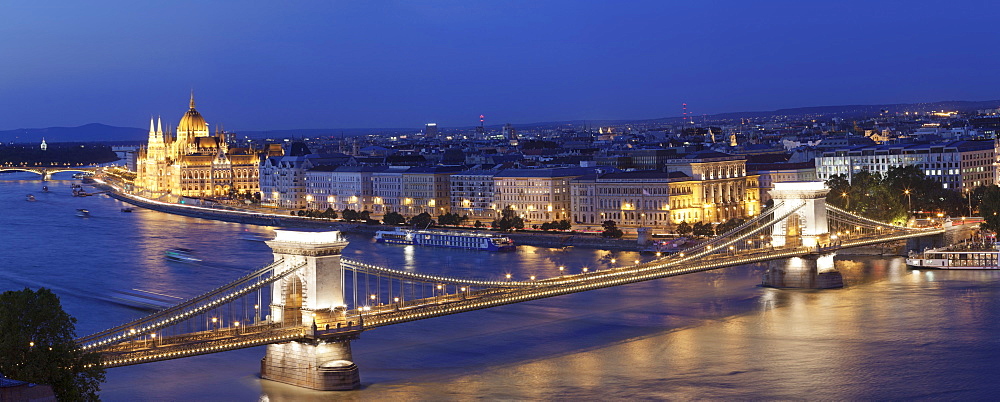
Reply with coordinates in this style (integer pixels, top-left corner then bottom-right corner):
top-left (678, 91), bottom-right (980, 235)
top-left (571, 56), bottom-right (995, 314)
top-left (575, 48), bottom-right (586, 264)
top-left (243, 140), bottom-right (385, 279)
top-left (2, 1), bottom-right (998, 130)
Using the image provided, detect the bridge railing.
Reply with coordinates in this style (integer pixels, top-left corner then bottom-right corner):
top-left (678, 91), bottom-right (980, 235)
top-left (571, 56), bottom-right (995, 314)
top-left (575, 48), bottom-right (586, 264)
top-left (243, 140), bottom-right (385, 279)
top-left (79, 259), bottom-right (307, 351)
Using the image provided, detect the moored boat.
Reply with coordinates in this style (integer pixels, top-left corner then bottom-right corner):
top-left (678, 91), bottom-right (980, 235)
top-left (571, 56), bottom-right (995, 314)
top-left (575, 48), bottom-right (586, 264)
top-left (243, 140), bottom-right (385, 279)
top-left (906, 244), bottom-right (1000, 270)
top-left (375, 228), bottom-right (514, 251)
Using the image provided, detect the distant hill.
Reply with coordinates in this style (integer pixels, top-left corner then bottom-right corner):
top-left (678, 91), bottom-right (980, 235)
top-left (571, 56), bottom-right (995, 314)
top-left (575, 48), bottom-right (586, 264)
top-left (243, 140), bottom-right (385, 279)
top-left (0, 123), bottom-right (146, 144)
top-left (7, 99), bottom-right (1000, 143)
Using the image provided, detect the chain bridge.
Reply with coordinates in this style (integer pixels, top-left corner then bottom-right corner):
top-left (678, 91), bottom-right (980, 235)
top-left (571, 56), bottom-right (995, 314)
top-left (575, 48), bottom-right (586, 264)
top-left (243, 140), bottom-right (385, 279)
top-left (0, 165), bottom-right (96, 180)
top-left (77, 182), bottom-right (947, 390)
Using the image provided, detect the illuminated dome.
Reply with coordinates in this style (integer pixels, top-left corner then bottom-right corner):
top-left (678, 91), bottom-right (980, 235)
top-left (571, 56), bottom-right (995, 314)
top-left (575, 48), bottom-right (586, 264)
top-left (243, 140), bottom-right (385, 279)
top-left (178, 92), bottom-right (208, 133)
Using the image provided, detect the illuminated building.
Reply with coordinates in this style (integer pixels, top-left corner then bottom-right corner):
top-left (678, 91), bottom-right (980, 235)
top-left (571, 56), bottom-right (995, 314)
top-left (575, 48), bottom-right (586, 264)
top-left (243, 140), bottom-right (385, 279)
top-left (135, 94), bottom-right (259, 197)
top-left (570, 170), bottom-right (672, 229)
top-left (305, 166), bottom-right (384, 212)
top-left (493, 168), bottom-right (593, 225)
top-left (814, 139), bottom-right (995, 191)
top-left (450, 169), bottom-right (499, 221)
top-left (663, 151), bottom-right (761, 224)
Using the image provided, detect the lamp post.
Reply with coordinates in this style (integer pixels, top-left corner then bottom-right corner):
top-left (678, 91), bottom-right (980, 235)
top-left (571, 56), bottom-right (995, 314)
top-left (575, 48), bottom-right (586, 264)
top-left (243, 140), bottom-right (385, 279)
top-left (904, 189), bottom-right (911, 215)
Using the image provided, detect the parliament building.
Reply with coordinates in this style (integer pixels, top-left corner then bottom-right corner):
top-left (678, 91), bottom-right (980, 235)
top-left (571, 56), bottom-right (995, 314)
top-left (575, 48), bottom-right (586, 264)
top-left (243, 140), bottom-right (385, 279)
top-left (135, 94), bottom-right (259, 197)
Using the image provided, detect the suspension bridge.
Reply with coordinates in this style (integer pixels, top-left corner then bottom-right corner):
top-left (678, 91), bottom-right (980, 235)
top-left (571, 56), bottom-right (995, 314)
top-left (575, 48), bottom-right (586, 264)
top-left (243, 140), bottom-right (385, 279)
top-left (76, 182), bottom-right (948, 390)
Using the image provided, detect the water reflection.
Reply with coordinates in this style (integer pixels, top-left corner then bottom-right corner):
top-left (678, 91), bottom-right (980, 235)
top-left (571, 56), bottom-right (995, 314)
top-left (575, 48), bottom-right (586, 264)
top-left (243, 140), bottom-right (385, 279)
top-left (4, 175), bottom-right (1000, 399)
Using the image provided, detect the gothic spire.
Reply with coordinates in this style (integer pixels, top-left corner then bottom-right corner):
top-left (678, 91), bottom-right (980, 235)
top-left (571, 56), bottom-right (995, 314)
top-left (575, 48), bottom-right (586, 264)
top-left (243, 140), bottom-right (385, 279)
top-left (190, 90), bottom-right (196, 109)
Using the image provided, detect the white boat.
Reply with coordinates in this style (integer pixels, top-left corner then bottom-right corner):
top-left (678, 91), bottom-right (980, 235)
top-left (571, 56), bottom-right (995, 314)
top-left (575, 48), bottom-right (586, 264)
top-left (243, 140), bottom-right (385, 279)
top-left (109, 289), bottom-right (183, 311)
top-left (75, 209), bottom-right (90, 217)
top-left (26, 194), bottom-right (36, 201)
top-left (906, 245), bottom-right (1000, 270)
top-left (166, 248), bottom-right (202, 263)
top-left (375, 228), bottom-right (515, 251)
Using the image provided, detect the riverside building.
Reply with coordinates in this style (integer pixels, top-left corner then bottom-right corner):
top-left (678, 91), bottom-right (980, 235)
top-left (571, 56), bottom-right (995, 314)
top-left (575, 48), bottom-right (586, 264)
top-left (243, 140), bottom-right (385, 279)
top-left (135, 94), bottom-right (260, 197)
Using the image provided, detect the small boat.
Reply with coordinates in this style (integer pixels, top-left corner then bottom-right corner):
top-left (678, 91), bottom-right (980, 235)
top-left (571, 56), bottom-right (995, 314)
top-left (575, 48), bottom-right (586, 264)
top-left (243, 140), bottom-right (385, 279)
top-left (166, 248), bottom-right (201, 263)
top-left (75, 209), bottom-right (90, 217)
top-left (41, 186), bottom-right (49, 192)
top-left (121, 207), bottom-right (134, 213)
top-left (26, 194), bottom-right (36, 201)
top-left (109, 289), bottom-right (183, 311)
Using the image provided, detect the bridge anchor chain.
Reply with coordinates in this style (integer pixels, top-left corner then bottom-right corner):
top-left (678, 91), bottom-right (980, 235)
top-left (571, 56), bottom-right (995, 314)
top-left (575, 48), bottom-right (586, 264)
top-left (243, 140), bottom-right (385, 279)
top-left (261, 230), bottom-right (361, 390)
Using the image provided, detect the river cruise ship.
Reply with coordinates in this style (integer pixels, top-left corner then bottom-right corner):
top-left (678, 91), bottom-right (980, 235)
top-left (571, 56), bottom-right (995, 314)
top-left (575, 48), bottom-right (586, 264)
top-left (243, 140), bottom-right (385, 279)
top-left (906, 245), bottom-right (1000, 270)
top-left (375, 228), bottom-right (515, 251)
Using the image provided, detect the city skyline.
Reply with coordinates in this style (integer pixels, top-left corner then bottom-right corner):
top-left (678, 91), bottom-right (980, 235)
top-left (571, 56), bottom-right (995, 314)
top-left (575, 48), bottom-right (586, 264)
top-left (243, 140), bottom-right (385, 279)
top-left (4, 1), bottom-right (1000, 131)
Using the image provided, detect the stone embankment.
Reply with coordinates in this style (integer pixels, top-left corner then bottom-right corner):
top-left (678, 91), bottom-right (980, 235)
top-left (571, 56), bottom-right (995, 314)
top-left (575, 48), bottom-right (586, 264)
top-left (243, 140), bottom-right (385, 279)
top-left (100, 186), bottom-right (642, 251)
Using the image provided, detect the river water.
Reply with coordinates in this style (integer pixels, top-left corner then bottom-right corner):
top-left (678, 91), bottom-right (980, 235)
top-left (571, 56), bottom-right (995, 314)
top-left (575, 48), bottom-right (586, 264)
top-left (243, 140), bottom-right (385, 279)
top-left (2, 173), bottom-right (999, 400)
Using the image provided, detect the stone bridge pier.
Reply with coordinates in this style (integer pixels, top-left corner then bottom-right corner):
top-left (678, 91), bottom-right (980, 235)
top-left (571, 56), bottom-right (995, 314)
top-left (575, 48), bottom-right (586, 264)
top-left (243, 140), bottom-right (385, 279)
top-left (764, 182), bottom-right (843, 289)
top-left (261, 230), bottom-right (360, 391)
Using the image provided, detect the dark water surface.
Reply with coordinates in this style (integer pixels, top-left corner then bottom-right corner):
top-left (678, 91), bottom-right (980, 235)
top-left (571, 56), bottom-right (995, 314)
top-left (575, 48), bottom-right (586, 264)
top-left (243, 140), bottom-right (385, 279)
top-left (2, 174), bottom-right (998, 400)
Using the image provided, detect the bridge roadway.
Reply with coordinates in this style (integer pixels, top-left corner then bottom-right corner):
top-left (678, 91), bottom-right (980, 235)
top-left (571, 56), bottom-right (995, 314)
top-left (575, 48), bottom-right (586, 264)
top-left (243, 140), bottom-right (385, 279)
top-left (98, 225), bottom-right (942, 367)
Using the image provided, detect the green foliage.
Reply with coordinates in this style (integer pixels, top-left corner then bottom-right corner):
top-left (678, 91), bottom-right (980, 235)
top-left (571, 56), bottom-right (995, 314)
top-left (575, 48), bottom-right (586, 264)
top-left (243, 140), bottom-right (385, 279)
top-left (676, 221), bottom-right (693, 236)
top-left (0, 288), bottom-right (105, 401)
top-left (341, 209), bottom-right (360, 221)
top-left (408, 212), bottom-right (434, 228)
top-left (322, 207), bottom-right (338, 219)
top-left (491, 206), bottom-right (524, 232)
top-left (437, 212), bottom-right (468, 226)
top-left (976, 185), bottom-right (1000, 232)
top-left (359, 210), bottom-right (371, 221)
top-left (382, 211), bottom-right (406, 225)
top-left (474, 220), bottom-right (484, 228)
top-left (715, 218), bottom-right (746, 235)
top-left (539, 220), bottom-right (571, 231)
top-left (692, 222), bottom-right (714, 237)
top-left (600, 220), bottom-right (624, 238)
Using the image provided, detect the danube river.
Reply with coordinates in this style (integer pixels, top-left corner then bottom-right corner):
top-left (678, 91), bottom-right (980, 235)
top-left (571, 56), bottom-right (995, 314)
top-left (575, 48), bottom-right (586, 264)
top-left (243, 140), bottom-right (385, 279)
top-left (3, 174), bottom-right (1000, 400)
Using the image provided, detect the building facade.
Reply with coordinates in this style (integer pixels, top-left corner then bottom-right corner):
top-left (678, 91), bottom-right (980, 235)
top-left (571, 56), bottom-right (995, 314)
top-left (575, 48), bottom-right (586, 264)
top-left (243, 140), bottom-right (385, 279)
top-left (814, 140), bottom-right (996, 191)
top-left (450, 169), bottom-right (499, 221)
top-left (135, 94), bottom-right (259, 197)
top-left (664, 151), bottom-right (761, 224)
top-left (570, 170), bottom-right (672, 230)
top-left (493, 168), bottom-right (593, 225)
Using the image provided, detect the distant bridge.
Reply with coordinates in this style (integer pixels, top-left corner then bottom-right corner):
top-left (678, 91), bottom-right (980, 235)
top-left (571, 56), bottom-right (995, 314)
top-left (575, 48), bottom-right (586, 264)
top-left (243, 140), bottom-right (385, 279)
top-left (77, 182), bottom-right (947, 391)
top-left (0, 165), bottom-right (96, 180)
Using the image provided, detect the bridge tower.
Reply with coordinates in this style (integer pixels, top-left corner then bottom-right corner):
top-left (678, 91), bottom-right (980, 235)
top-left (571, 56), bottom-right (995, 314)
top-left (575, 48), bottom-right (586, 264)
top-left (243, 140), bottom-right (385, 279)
top-left (768, 181), bottom-right (830, 248)
top-left (261, 230), bottom-right (361, 390)
top-left (764, 182), bottom-right (843, 289)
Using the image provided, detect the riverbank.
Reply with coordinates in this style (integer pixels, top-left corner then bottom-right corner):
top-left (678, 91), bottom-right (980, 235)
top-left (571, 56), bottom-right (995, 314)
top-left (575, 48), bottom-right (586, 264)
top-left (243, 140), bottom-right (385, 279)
top-left (95, 182), bottom-right (644, 251)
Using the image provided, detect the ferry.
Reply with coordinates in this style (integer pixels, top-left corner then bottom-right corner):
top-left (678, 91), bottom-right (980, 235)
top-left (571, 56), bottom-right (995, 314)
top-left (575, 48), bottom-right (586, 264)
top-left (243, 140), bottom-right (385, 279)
top-left (109, 289), bottom-right (183, 311)
top-left (906, 245), bottom-right (1000, 270)
top-left (375, 228), bottom-right (515, 251)
top-left (166, 248), bottom-right (202, 263)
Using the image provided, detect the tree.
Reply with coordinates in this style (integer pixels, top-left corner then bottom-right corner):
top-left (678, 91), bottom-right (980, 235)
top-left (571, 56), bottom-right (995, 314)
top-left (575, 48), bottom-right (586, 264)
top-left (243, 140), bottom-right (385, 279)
top-left (692, 222), bottom-right (714, 237)
top-left (474, 220), bottom-right (484, 228)
top-left (383, 211), bottom-right (406, 225)
top-left (556, 220), bottom-right (572, 231)
top-left (676, 221), bottom-right (693, 236)
top-left (358, 210), bottom-right (371, 221)
top-left (600, 220), bottom-right (624, 238)
top-left (321, 207), bottom-right (338, 219)
top-left (341, 209), bottom-right (360, 222)
top-left (0, 288), bottom-right (105, 400)
top-left (491, 206), bottom-right (524, 232)
top-left (977, 185), bottom-right (1000, 232)
top-left (409, 212), bottom-right (434, 228)
top-left (716, 218), bottom-right (746, 235)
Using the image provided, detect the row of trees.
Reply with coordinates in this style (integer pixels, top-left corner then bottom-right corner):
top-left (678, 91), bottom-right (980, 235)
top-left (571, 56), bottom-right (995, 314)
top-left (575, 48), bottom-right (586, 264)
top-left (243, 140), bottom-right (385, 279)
top-left (826, 165), bottom-right (962, 225)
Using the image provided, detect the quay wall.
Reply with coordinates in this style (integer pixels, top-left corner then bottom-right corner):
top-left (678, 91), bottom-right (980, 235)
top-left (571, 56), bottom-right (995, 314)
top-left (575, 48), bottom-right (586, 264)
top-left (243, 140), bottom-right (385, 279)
top-left (99, 185), bottom-right (642, 251)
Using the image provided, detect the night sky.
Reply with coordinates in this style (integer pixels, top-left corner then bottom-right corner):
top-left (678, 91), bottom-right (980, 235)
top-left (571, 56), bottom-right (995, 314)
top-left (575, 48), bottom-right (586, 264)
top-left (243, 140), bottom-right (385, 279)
top-left (2, 1), bottom-right (998, 131)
